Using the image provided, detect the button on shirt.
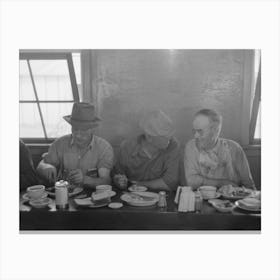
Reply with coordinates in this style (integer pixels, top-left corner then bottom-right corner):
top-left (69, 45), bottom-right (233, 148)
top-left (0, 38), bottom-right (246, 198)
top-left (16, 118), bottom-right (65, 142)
top-left (44, 134), bottom-right (114, 178)
top-left (184, 138), bottom-right (255, 188)
top-left (114, 135), bottom-right (180, 190)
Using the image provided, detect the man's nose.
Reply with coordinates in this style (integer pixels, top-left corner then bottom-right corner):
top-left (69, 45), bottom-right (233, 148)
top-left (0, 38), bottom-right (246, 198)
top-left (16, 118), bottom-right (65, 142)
top-left (194, 131), bottom-right (200, 139)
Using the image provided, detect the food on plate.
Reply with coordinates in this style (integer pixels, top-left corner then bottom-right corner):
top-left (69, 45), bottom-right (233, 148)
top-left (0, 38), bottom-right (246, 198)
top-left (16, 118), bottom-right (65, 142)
top-left (216, 201), bottom-right (234, 208)
top-left (91, 190), bottom-right (116, 201)
top-left (219, 185), bottom-right (251, 198)
top-left (129, 193), bottom-right (155, 201)
top-left (212, 200), bottom-right (234, 212)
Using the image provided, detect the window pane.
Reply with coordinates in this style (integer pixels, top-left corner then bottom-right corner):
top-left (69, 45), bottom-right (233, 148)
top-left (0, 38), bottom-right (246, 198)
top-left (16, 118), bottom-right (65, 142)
top-left (19, 60), bottom-right (36, 100)
top-left (30, 60), bottom-right (73, 101)
top-left (40, 103), bottom-right (73, 138)
top-left (20, 104), bottom-right (44, 137)
top-left (254, 103), bottom-right (261, 139)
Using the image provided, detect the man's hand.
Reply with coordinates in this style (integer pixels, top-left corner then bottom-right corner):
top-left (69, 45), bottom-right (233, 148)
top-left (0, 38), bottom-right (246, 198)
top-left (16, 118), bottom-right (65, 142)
top-left (68, 169), bottom-right (84, 185)
top-left (44, 165), bottom-right (57, 183)
top-left (114, 174), bottom-right (128, 190)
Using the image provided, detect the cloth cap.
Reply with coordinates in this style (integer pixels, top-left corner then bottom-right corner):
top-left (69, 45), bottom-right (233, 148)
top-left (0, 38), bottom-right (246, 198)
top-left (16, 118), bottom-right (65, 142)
top-left (139, 110), bottom-right (175, 137)
top-left (63, 102), bottom-right (101, 129)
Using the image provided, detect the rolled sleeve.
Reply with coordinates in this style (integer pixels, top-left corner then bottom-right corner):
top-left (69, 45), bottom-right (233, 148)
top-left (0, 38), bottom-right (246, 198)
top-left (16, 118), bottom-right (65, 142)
top-left (43, 140), bottom-right (61, 168)
top-left (97, 142), bottom-right (114, 170)
top-left (184, 140), bottom-right (204, 187)
top-left (233, 144), bottom-right (255, 189)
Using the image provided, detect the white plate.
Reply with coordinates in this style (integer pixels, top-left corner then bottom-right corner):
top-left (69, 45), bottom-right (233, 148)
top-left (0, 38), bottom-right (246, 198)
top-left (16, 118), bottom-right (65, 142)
top-left (108, 202), bottom-right (123, 209)
top-left (29, 197), bottom-right (52, 208)
top-left (128, 185), bottom-right (148, 192)
top-left (46, 187), bottom-right (83, 197)
top-left (235, 200), bottom-right (261, 212)
top-left (208, 198), bottom-right (225, 206)
top-left (22, 192), bottom-right (48, 201)
top-left (121, 191), bottom-right (159, 207)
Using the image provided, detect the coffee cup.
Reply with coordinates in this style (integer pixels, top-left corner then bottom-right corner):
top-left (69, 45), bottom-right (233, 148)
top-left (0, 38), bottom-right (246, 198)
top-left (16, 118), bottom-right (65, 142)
top-left (27, 185), bottom-right (46, 199)
top-left (198, 186), bottom-right (217, 199)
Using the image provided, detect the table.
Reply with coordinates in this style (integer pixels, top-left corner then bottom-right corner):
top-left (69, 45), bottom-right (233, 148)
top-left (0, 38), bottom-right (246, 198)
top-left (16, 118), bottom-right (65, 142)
top-left (20, 189), bottom-right (261, 231)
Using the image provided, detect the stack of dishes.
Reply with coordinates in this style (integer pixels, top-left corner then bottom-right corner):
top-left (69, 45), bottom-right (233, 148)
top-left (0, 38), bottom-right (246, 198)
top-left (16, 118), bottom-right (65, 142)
top-left (235, 197), bottom-right (261, 212)
top-left (23, 185), bottom-right (52, 209)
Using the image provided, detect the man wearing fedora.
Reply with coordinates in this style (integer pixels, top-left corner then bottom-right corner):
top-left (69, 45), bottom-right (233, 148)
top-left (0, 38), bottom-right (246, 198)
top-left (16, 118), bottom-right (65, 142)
top-left (37, 102), bottom-right (114, 188)
top-left (113, 110), bottom-right (180, 191)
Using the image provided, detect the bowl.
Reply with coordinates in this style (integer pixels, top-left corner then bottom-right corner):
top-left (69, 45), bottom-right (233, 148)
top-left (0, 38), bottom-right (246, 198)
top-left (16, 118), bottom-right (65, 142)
top-left (212, 201), bottom-right (234, 213)
top-left (198, 186), bottom-right (217, 199)
top-left (128, 185), bottom-right (148, 192)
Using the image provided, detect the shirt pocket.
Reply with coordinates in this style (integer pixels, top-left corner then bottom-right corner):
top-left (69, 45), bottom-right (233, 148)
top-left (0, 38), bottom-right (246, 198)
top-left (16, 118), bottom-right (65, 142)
top-left (63, 152), bottom-right (79, 170)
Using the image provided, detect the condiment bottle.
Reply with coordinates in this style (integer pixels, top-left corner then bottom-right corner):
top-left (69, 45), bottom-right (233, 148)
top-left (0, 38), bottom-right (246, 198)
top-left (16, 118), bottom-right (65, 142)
top-left (55, 180), bottom-right (69, 210)
top-left (158, 191), bottom-right (167, 208)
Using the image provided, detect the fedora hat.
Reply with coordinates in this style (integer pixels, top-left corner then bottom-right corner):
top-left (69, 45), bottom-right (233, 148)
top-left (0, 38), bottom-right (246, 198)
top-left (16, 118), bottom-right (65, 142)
top-left (63, 102), bottom-right (101, 129)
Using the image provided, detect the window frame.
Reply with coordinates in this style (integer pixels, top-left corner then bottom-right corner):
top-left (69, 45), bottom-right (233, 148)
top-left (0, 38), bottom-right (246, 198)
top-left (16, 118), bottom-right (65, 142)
top-left (19, 51), bottom-right (80, 143)
top-left (249, 58), bottom-right (261, 145)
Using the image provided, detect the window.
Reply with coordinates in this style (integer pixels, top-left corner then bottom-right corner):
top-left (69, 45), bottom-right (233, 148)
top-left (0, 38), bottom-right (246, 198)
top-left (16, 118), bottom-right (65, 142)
top-left (19, 52), bottom-right (81, 142)
top-left (249, 50), bottom-right (261, 144)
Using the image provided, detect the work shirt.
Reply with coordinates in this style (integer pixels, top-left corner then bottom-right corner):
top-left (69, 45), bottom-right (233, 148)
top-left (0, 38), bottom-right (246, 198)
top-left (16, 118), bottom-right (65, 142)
top-left (20, 140), bottom-right (39, 191)
top-left (44, 134), bottom-right (114, 178)
top-left (184, 138), bottom-right (255, 188)
top-left (114, 135), bottom-right (180, 190)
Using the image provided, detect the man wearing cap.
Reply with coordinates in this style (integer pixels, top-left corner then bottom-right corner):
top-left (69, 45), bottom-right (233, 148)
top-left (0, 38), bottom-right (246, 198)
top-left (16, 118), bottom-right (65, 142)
top-left (113, 110), bottom-right (180, 191)
top-left (184, 109), bottom-right (255, 189)
top-left (37, 102), bottom-right (114, 188)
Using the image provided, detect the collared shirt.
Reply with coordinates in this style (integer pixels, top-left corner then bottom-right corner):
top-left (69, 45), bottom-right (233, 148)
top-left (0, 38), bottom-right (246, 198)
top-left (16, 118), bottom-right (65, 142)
top-left (20, 140), bottom-right (39, 190)
top-left (114, 135), bottom-right (180, 190)
top-left (44, 134), bottom-right (114, 177)
top-left (184, 138), bottom-right (255, 188)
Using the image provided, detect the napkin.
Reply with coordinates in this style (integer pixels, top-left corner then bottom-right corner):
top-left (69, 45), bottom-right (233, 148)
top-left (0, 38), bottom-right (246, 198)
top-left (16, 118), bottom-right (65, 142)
top-left (175, 186), bottom-right (195, 212)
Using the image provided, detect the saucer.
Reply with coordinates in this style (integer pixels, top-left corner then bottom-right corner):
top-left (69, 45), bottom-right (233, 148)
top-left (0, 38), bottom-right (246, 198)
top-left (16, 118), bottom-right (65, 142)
top-left (29, 197), bottom-right (52, 208)
top-left (22, 192), bottom-right (48, 201)
top-left (108, 202), bottom-right (123, 209)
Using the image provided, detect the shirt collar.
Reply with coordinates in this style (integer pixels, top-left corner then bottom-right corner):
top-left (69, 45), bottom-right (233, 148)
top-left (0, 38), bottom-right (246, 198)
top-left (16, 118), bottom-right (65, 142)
top-left (70, 134), bottom-right (95, 150)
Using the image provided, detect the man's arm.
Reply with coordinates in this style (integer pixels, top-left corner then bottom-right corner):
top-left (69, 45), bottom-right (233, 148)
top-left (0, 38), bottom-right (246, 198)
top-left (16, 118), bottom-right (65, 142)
top-left (136, 178), bottom-right (170, 191)
top-left (83, 167), bottom-right (111, 188)
top-left (234, 144), bottom-right (256, 189)
top-left (37, 159), bottom-right (57, 183)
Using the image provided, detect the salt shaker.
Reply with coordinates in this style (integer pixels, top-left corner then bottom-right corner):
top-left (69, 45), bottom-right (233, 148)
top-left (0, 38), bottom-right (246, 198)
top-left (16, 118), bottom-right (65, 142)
top-left (158, 191), bottom-right (167, 208)
top-left (195, 190), bottom-right (203, 213)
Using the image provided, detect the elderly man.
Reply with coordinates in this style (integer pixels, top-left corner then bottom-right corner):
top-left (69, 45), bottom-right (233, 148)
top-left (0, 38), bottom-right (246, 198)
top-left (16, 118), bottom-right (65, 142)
top-left (184, 109), bottom-right (255, 189)
top-left (113, 110), bottom-right (180, 191)
top-left (37, 102), bottom-right (114, 188)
